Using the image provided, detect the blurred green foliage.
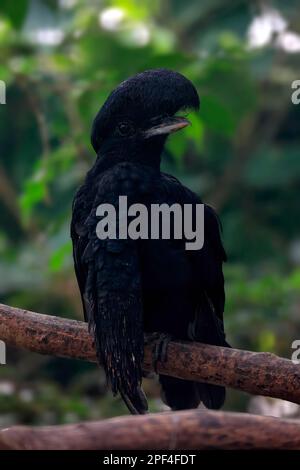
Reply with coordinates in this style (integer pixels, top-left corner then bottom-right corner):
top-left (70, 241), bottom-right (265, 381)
top-left (0, 0), bottom-right (300, 423)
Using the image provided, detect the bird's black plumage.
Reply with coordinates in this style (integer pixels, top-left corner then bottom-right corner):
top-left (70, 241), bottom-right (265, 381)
top-left (71, 69), bottom-right (229, 414)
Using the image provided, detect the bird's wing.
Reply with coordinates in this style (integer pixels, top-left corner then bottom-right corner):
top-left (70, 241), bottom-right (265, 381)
top-left (71, 163), bottom-right (150, 414)
top-left (189, 203), bottom-right (229, 409)
top-left (159, 173), bottom-right (229, 409)
top-left (71, 188), bottom-right (90, 322)
top-left (161, 174), bottom-right (226, 320)
top-left (189, 203), bottom-right (228, 344)
top-left (159, 172), bottom-right (227, 337)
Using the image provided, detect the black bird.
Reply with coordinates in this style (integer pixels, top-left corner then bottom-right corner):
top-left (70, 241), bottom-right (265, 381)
top-left (71, 69), bottom-right (229, 414)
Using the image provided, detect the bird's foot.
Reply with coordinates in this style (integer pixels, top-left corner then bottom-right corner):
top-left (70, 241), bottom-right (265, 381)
top-left (148, 332), bottom-right (173, 373)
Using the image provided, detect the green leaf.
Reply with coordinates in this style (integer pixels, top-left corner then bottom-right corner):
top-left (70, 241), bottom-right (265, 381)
top-left (185, 111), bottom-right (204, 152)
top-left (287, 269), bottom-right (300, 290)
top-left (166, 132), bottom-right (187, 164)
top-left (19, 178), bottom-right (47, 220)
top-left (258, 330), bottom-right (276, 352)
top-left (49, 241), bottom-right (72, 273)
top-left (200, 94), bottom-right (235, 137)
top-left (0, 0), bottom-right (29, 29)
top-left (106, 0), bottom-right (159, 19)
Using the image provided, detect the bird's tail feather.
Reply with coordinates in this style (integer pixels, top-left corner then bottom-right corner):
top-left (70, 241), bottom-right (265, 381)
top-left (192, 291), bottom-right (229, 410)
top-left (160, 292), bottom-right (229, 411)
top-left (119, 387), bottom-right (148, 414)
top-left (196, 382), bottom-right (225, 409)
top-left (93, 286), bottom-right (147, 414)
top-left (159, 375), bottom-right (200, 410)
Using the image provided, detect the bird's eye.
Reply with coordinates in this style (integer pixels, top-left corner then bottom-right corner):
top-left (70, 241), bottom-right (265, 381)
top-left (116, 121), bottom-right (135, 137)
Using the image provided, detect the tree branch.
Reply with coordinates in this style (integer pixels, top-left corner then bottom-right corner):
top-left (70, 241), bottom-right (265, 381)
top-left (1, 409), bottom-right (300, 450)
top-left (0, 303), bottom-right (300, 404)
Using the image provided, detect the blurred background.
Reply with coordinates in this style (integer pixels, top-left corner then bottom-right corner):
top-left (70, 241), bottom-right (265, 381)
top-left (0, 0), bottom-right (300, 426)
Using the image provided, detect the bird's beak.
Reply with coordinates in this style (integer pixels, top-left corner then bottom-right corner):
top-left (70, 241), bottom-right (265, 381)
top-left (144, 116), bottom-right (190, 138)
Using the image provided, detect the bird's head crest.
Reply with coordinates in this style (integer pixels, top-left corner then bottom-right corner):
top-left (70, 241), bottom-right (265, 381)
top-left (91, 69), bottom-right (200, 153)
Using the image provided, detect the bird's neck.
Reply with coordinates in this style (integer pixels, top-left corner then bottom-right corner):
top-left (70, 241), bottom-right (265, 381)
top-left (87, 147), bottom-right (163, 181)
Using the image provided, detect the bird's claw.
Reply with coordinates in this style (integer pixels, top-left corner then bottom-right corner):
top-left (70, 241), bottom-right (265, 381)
top-left (150, 333), bottom-right (173, 373)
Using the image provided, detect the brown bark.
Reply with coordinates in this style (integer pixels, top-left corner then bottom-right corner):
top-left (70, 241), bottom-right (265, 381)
top-left (1, 410), bottom-right (300, 450)
top-left (0, 303), bottom-right (300, 404)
